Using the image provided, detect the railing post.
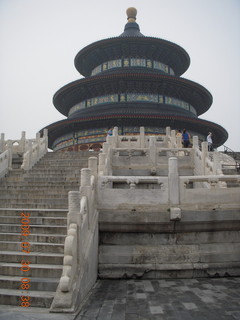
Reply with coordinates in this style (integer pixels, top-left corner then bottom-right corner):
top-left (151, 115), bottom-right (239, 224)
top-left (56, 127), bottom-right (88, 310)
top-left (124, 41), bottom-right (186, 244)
top-left (201, 141), bottom-right (208, 175)
top-left (140, 126), bottom-right (145, 148)
top-left (213, 152), bottom-right (221, 175)
top-left (168, 157), bottom-right (179, 205)
top-left (165, 126), bottom-right (171, 147)
top-left (149, 136), bottom-right (156, 167)
top-left (171, 130), bottom-right (176, 147)
top-left (43, 129), bottom-right (48, 152)
top-left (112, 126), bottom-right (118, 148)
top-left (88, 157), bottom-right (98, 176)
top-left (98, 153), bottom-right (106, 176)
top-left (80, 168), bottom-right (91, 228)
top-left (6, 141), bottom-right (12, 170)
top-left (20, 131), bottom-right (26, 152)
top-left (80, 168), bottom-right (91, 188)
top-left (192, 136), bottom-right (199, 149)
top-left (0, 133), bottom-right (5, 153)
top-left (166, 127), bottom-right (171, 136)
top-left (176, 135), bottom-right (182, 148)
top-left (68, 191), bottom-right (80, 227)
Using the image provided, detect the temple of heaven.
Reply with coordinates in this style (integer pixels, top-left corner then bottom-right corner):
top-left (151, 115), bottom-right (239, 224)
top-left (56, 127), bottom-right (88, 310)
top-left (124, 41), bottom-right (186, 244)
top-left (42, 7), bottom-right (228, 151)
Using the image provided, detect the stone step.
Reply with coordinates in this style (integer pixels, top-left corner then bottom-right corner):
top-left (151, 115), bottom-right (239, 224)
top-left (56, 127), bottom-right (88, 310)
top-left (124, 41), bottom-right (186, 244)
top-left (6, 173), bottom-right (80, 179)
top-left (6, 178), bottom-right (79, 183)
top-left (0, 275), bottom-right (59, 292)
top-left (0, 232), bottom-right (65, 243)
top-left (0, 185), bottom-right (78, 190)
top-left (42, 152), bottom-right (98, 158)
top-left (24, 169), bottom-right (82, 174)
top-left (36, 156), bottom-right (89, 160)
top-left (0, 198), bottom-right (67, 205)
top-left (23, 171), bottom-right (81, 178)
top-left (22, 177), bottom-right (78, 182)
top-left (0, 251), bottom-right (63, 264)
top-left (0, 241), bottom-right (64, 253)
top-left (0, 204), bottom-right (67, 211)
top-left (35, 159), bottom-right (88, 164)
top-left (0, 224), bottom-right (66, 234)
top-left (22, 175), bottom-right (80, 180)
top-left (0, 208), bottom-right (67, 217)
top-left (0, 203), bottom-right (67, 209)
top-left (0, 182), bottom-right (79, 188)
top-left (0, 288), bottom-right (55, 308)
top-left (0, 194), bottom-right (69, 200)
top-left (0, 263), bottom-right (62, 277)
top-left (0, 216), bottom-right (67, 225)
top-left (34, 164), bottom-right (86, 169)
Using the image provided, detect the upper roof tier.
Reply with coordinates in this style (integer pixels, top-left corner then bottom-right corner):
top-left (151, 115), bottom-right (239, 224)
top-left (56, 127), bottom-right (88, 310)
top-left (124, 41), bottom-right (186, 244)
top-left (74, 8), bottom-right (190, 77)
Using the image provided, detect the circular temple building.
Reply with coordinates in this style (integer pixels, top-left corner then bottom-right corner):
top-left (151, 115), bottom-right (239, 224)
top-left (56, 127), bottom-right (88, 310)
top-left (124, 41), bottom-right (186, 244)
top-left (42, 7), bottom-right (228, 151)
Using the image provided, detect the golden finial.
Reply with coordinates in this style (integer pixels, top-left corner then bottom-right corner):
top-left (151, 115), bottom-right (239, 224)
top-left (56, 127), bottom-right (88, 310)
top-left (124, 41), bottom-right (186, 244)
top-left (126, 7), bottom-right (137, 23)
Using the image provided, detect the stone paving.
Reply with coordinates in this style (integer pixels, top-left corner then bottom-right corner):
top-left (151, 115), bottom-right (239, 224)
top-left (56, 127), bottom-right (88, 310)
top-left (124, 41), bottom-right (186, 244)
top-left (0, 277), bottom-right (239, 319)
top-left (76, 278), bottom-right (240, 320)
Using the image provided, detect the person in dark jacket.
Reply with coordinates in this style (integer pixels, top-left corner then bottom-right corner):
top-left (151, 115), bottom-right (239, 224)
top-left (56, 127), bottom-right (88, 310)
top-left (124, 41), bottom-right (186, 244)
top-left (182, 129), bottom-right (190, 148)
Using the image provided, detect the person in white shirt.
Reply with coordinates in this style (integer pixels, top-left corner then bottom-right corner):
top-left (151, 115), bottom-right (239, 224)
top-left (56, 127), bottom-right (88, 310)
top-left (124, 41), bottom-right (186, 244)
top-left (207, 132), bottom-right (213, 151)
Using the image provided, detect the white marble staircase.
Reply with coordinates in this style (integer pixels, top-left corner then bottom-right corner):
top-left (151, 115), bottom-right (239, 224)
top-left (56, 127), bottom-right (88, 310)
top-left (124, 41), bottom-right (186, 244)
top-left (0, 151), bottom-right (98, 308)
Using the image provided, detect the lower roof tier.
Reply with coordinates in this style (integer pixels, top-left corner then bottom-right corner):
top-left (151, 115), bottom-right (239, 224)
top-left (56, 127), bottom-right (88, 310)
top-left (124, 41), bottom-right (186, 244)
top-left (43, 113), bottom-right (228, 150)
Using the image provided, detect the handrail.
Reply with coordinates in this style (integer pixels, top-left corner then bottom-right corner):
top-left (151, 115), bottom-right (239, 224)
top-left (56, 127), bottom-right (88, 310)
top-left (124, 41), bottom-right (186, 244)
top-left (51, 157), bottom-right (98, 312)
top-left (0, 149), bottom-right (12, 179)
top-left (222, 145), bottom-right (240, 172)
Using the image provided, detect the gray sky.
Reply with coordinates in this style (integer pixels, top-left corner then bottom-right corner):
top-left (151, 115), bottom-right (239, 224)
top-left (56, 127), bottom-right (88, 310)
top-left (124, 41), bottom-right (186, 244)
top-left (0, 0), bottom-right (240, 151)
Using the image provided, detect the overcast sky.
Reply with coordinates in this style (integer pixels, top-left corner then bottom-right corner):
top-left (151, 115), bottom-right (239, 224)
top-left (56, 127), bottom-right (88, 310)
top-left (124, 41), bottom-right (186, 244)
top-left (0, 0), bottom-right (239, 151)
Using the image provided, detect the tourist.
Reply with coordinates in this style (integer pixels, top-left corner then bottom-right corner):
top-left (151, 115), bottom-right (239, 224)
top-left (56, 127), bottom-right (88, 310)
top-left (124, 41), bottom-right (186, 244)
top-left (182, 129), bottom-right (190, 148)
top-left (176, 130), bottom-right (182, 137)
top-left (107, 127), bottom-right (113, 136)
top-left (176, 129), bottom-right (182, 147)
top-left (207, 132), bottom-right (213, 151)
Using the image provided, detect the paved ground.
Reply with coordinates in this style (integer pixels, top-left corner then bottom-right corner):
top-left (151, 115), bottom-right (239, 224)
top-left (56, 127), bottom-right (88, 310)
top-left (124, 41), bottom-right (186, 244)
top-left (0, 278), bottom-right (239, 319)
top-left (77, 278), bottom-right (240, 320)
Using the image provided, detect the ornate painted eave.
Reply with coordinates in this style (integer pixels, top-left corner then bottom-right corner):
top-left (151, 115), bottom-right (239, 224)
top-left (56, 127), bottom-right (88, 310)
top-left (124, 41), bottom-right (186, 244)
top-left (74, 36), bottom-right (190, 77)
top-left (43, 114), bottom-right (228, 148)
top-left (53, 72), bottom-right (212, 117)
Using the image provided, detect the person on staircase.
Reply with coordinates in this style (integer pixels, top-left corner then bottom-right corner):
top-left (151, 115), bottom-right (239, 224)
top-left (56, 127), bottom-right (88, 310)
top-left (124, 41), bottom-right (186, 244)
top-left (182, 129), bottom-right (190, 148)
top-left (207, 132), bottom-right (213, 151)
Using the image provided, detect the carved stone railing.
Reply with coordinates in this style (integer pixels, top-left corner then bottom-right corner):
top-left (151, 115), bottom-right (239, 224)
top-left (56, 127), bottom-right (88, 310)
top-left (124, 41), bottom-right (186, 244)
top-left (98, 175), bottom-right (169, 210)
top-left (106, 126), bottom-right (147, 149)
top-left (98, 155), bottom-right (240, 211)
top-left (0, 130), bottom-right (48, 176)
top-left (21, 129), bottom-right (48, 170)
top-left (0, 149), bottom-right (12, 179)
top-left (0, 131), bottom-right (28, 154)
top-left (51, 157), bottom-right (98, 312)
top-left (179, 174), bottom-right (240, 208)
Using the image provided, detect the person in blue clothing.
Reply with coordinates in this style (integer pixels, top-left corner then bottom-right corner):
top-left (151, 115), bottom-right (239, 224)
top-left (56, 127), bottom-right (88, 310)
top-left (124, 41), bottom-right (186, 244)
top-left (182, 129), bottom-right (190, 148)
top-left (107, 127), bottom-right (113, 136)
